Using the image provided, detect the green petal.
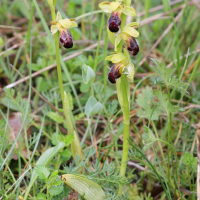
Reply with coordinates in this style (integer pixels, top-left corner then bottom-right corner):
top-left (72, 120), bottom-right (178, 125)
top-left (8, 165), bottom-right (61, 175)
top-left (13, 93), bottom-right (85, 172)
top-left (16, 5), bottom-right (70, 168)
top-left (68, 21), bottom-right (78, 28)
top-left (51, 25), bottom-right (58, 35)
top-left (109, 2), bottom-right (121, 11)
top-left (121, 6), bottom-right (136, 16)
top-left (99, 2), bottom-right (111, 13)
top-left (107, 26), bottom-right (115, 46)
top-left (59, 19), bottom-right (72, 28)
top-left (111, 53), bottom-right (126, 63)
top-left (115, 34), bottom-right (122, 51)
top-left (123, 63), bottom-right (135, 82)
top-left (122, 26), bottom-right (139, 37)
top-left (126, 22), bottom-right (139, 28)
top-left (56, 11), bottom-right (62, 21)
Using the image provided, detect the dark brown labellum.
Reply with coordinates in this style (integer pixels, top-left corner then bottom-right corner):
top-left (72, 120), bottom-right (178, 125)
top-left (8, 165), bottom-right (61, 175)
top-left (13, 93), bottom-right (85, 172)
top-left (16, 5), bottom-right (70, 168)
top-left (108, 63), bottom-right (123, 84)
top-left (108, 11), bottom-right (121, 32)
top-left (126, 36), bottom-right (139, 56)
top-left (60, 29), bottom-right (73, 49)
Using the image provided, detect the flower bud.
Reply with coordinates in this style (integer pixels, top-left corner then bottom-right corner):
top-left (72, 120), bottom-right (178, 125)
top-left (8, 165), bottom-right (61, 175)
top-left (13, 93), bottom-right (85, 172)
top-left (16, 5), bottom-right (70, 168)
top-left (126, 36), bottom-right (139, 56)
top-left (108, 63), bottom-right (124, 84)
top-left (59, 28), bottom-right (73, 49)
top-left (108, 11), bottom-right (121, 33)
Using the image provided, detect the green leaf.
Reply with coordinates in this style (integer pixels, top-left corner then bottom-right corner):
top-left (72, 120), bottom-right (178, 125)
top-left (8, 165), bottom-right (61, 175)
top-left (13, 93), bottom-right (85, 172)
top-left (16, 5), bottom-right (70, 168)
top-left (82, 63), bottom-right (95, 84)
top-left (34, 165), bottom-right (50, 180)
top-left (53, 180), bottom-right (64, 186)
top-left (60, 149), bottom-right (72, 157)
top-left (36, 193), bottom-right (46, 200)
top-left (48, 170), bottom-right (58, 187)
top-left (49, 185), bottom-right (63, 196)
top-left (150, 58), bottom-right (188, 92)
top-left (183, 152), bottom-right (197, 172)
top-left (47, 112), bottom-right (64, 123)
top-left (142, 126), bottom-right (157, 151)
top-left (24, 142), bottom-right (66, 200)
top-left (85, 96), bottom-right (103, 117)
top-left (64, 134), bottom-right (74, 146)
top-left (1, 97), bottom-right (20, 111)
top-left (136, 87), bottom-right (161, 120)
top-left (62, 174), bottom-right (106, 200)
top-left (153, 90), bottom-right (183, 113)
top-left (51, 133), bottom-right (62, 146)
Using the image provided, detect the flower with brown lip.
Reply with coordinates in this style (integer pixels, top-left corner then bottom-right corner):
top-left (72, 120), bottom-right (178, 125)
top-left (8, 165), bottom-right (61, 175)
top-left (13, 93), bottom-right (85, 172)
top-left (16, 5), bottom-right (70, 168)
top-left (106, 49), bottom-right (135, 84)
top-left (126, 36), bottom-right (139, 56)
top-left (50, 11), bottom-right (77, 49)
top-left (99, 1), bottom-right (136, 33)
top-left (108, 62), bottom-right (125, 83)
top-left (115, 22), bottom-right (139, 55)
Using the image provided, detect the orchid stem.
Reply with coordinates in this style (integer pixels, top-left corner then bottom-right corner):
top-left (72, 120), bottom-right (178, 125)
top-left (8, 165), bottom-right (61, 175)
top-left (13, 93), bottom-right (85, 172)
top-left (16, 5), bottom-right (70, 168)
top-left (50, 2), bottom-right (64, 105)
top-left (117, 3), bottom-right (130, 196)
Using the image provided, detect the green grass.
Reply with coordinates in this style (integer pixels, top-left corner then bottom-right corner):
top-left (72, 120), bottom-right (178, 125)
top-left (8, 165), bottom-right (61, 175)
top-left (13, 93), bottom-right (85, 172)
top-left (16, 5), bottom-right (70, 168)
top-left (0, 0), bottom-right (199, 199)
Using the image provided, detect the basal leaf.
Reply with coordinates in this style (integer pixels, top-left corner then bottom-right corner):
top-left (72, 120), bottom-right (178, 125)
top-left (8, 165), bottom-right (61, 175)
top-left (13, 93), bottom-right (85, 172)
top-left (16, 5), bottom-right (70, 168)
top-left (62, 174), bottom-right (106, 200)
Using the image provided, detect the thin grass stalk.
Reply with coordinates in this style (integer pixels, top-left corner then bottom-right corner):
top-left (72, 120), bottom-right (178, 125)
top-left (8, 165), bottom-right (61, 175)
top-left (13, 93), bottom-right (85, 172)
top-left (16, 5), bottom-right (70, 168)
top-left (93, 13), bottom-right (105, 76)
top-left (128, 139), bottom-right (171, 200)
top-left (103, 28), bottom-right (108, 93)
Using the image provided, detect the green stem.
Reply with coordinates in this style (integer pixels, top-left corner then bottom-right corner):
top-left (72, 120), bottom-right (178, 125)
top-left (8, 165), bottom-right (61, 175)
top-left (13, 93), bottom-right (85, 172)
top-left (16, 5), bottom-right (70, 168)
top-left (117, 5), bottom-right (130, 195)
top-left (50, 2), bottom-right (64, 104)
top-left (103, 27), bottom-right (108, 93)
top-left (55, 32), bottom-right (64, 103)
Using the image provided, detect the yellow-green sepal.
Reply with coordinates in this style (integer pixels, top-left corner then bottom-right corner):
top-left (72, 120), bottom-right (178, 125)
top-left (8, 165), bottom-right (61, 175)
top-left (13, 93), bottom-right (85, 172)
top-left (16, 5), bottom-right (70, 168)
top-left (122, 26), bottom-right (139, 38)
top-left (99, 2), bottom-right (111, 13)
top-left (121, 6), bottom-right (136, 16)
top-left (126, 22), bottom-right (139, 28)
top-left (106, 53), bottom-right (126, 63)
top-left (110, 2), bottom-right (121, 11)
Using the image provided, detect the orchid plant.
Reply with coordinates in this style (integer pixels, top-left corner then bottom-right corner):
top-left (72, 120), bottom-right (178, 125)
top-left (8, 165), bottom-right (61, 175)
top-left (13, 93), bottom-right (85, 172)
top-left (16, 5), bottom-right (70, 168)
top-left (47, 0), bottom-right (139, 198)
top-left (99, 0), bottom-right (140, 196)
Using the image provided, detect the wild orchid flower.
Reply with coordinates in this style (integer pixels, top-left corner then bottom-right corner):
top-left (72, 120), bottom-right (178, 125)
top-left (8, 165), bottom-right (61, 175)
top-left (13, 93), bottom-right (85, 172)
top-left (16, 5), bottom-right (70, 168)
top-left (106, 49), bottom-right (134, 84)
top-left (50, 11), bottom-right (77, 49)
top-left (99, 1), bottom-right (136, 33)
top-left (115, 22), bottom-right (139, 55)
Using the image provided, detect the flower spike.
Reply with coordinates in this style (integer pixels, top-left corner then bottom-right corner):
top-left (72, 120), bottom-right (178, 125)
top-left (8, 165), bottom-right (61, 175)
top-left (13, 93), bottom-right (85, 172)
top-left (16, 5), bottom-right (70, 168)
top-left (50, 11), bottom-right (77, 49)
